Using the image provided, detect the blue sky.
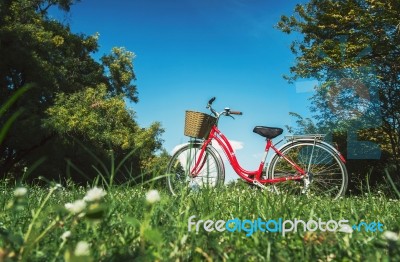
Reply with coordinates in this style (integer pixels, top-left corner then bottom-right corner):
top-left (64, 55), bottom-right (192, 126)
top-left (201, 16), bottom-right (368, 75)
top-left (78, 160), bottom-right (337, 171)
top-left (51, 0), bottom-right (314, 181)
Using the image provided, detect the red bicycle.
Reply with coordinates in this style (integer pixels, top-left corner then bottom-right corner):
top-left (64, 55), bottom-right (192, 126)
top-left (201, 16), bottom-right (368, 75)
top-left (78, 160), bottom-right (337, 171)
top-left (166, 97), bottom-right (348, 199)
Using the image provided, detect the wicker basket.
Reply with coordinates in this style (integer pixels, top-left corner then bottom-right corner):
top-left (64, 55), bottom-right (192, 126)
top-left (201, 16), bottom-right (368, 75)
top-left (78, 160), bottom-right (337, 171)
top-left (184, 111), bottom-right (216, 139)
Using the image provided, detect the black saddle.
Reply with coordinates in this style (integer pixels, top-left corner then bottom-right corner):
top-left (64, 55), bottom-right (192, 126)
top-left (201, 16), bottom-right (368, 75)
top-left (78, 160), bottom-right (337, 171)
top-left (253, 126), bottom-right (283, 139)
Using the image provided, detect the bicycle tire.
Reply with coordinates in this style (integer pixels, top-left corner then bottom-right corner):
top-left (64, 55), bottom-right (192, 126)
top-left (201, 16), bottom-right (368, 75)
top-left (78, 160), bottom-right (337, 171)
top-left (268, 141), bottom-right (348, 199)
top-left (166, 143), bottom-right (225, 195)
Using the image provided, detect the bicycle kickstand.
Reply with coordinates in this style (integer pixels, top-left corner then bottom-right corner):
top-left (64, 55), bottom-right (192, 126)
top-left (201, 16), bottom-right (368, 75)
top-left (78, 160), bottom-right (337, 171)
top-left (301, 173), bottom-right (313, 194)
top-left (252, 180), bottom-right (279, 194)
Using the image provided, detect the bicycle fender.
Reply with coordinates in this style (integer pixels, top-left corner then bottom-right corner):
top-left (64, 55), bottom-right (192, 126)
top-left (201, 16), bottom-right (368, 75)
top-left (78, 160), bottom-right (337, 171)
top-left (279, 139), bottom-right (346, 163)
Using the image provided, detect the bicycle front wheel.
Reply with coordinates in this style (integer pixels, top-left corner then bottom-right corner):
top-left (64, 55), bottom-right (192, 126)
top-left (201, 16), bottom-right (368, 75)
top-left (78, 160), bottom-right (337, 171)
top-left (166, 143), bottom-right (225, 195)
top-left (268, 141), bottom-right (348, 199)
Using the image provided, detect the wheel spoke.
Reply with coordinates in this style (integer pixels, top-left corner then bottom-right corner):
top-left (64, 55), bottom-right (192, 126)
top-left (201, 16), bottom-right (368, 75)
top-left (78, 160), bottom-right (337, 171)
top-left (269, 142), bottom-right (347, 199)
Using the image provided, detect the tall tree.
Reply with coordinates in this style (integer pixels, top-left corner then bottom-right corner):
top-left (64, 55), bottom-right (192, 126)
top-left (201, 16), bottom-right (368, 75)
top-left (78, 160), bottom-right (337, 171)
top-left (0, 0), bottom-right (164, 181)
top-left (277, 0), bottom-right (400, 175)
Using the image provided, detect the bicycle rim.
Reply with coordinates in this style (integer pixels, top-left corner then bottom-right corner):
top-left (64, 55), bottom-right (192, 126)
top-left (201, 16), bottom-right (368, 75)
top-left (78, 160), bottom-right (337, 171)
top-left (269, 142), bottom-right (348, 199)
top-left (166, 143), bottom-right (224, 195)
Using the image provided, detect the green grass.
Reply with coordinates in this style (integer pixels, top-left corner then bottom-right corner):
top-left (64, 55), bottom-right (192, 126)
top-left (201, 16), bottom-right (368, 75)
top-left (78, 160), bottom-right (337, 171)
top-left (0, 181), bottom-right (400, 261)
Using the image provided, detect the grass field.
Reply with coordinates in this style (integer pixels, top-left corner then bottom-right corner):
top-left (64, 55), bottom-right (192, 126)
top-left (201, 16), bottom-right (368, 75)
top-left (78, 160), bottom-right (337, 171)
top-left (0, 179), bottom-right (400, 261)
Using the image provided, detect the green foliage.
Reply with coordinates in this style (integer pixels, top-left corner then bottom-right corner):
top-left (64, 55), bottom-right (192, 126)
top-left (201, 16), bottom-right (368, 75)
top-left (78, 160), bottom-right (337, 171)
top-left (44, 85), bottom-right (139, 150)
top-left (277, 0), bottom-right (400, 81)
top-left (0, 0), bottom-right (163, 181)
top-left (0, 85), bottom-right (30, 145)
top-left (285, 112), bottom-right (319, 134)
top-left (101, 47), bottom-right (138, 103)
top-left (277, 0), bottom-right (400, 177)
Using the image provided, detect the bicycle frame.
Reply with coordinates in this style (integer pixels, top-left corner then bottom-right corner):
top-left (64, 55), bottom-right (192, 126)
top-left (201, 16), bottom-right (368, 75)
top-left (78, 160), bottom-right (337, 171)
top-left (190, 125), bottom-right (307, 184)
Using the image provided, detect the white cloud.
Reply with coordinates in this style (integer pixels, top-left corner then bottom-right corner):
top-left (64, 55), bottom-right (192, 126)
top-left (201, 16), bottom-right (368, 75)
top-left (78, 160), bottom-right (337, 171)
top-left (212, 140), bottom-right (244, 152)
top-left (171, 143), bottom-right (187, 155)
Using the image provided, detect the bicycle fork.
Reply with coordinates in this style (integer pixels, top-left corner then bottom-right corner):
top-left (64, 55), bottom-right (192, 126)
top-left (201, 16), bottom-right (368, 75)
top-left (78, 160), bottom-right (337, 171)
top-left (189, 143), bottom-right (209, 177)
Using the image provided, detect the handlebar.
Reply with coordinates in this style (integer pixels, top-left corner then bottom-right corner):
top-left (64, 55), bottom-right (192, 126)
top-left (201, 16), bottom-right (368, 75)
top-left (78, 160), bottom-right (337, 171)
top-left (206, 97), bottom-right (243, 118)
top-left (208, 97), bottom-right (216, 105)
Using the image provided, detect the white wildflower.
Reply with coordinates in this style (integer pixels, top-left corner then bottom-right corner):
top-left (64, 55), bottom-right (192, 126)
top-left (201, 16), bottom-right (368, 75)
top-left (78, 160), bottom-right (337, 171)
top-left (326, 253), bottom-right (336, 262)
top-left (83, 187), bottom-right (107, 202)
top-left (14, 187), bottom-right (27, 197)
top-left (51, 183), bottom-right (63, 191)
top-left (145, 189), bottom-right (160, 204)
top-left (60, 231), bottom-right (71, 241)
top-left (74, 241), bottom-right (90, 256)
top-left (383, 231), bottom-right (399, 242)
top-left (180, 234), bottom-right (188, 245)
top-left (65, 200), bottom-right (86, 214)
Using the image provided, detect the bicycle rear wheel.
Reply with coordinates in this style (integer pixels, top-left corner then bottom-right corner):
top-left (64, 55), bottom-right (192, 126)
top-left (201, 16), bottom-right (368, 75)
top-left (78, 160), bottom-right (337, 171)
top-left (166, 143), bottom-right (225, 195)
top-left (268, 141), bottom-right (348, 199)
